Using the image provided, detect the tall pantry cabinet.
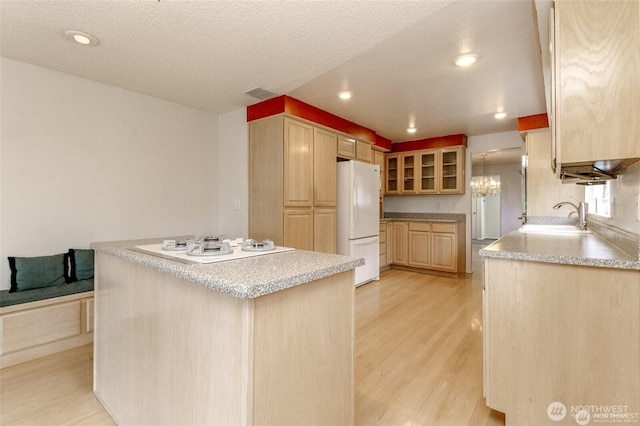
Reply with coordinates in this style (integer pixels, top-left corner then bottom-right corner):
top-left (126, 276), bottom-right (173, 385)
top-left (249, 115), bottom-right (337, 253)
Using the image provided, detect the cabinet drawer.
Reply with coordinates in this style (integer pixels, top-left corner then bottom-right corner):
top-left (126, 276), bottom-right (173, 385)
top-left (408, 222), bottom-right (430, 232)
top-left (1, 301), bottom-right (81, 354)
top-left (431, 223), bottom-right (456, 233)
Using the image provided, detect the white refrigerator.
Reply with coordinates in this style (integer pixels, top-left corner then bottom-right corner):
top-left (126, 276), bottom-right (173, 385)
top-left (337, 160), bottom-right (380, 286)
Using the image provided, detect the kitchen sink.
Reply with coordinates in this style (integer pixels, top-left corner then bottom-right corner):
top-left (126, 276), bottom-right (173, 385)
top-left (517, 224), bottom-right (592, 234)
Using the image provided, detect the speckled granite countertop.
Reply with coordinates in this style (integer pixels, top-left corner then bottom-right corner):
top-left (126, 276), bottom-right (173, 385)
top-left (90, 237), bottom-right (363, 300)
top-left (480, 231), bottom-right (640, 271)
top-left (382, 212), bottom-right (465, 223)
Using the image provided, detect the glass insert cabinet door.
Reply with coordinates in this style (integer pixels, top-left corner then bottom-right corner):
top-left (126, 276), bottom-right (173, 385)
top-left (440, 148), bottom-right (460, 192)
top-left (419, 151), bottom-right (436, 193)
top-left (386, 155), bottom-right (399, 194)
top-left (402, 154), bottom-right (415, 192)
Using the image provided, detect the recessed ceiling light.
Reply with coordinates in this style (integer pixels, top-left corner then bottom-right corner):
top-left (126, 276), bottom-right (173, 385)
top-left (407, 127), bottom-right (417, 134)
top-left (337, 91), bottom-right (352, 100)
top-left (454, 53), bottom-right (478, 67)
top-left (494, 112), bottom-right (507, 119)
top-left (64, 30), bottom-right (100, 46)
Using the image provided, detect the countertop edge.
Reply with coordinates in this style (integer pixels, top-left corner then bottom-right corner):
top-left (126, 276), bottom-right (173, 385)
top-left (479, 246), bottom-right (640, 271)
top-left (479, 231), bottom-right (640, 271)
top-left (91, 239), bottom-right (364, 299)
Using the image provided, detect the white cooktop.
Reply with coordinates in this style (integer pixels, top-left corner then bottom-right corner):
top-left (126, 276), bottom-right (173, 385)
top-left (134, 243), bottom-right (294, 264)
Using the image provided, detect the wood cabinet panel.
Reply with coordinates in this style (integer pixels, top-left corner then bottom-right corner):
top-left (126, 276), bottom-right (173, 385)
top-left (337, 136), bottom-right (356, 159)
top-left (553, 1), bottom-right (640, 167)
top-left (408, 222), bottom-right (430, 232)
top-left (408, 231), bottom-right (430, 268)
top-left (284, 118), bottom-right (313, 207)
top-left (249, 117), bottom-right (284, 243)
top-left (386, 222), bottom-right (394, 266)
top-left (356, 141), bottom-right (372, 163)
top-left (313, 128), bottom-right (337, 207)
top-left (314, 209), bottom-right (336, 254)
top-left (484, 257), bottom-right (639, 423)
top-left (431, 223), bottom-right (455, 233)
top-left (379, 223), bottom-right (387, 268)
top-left (86, 298), bottom-right (94, 333)
top-left (392, 222), bottom-right (408, 265)
top-left (284, 209), bottom-right (313, 251)
top-left (2, 301), bottom-right (81, 354)
top-left (430, 233), bottom-right (456, 272)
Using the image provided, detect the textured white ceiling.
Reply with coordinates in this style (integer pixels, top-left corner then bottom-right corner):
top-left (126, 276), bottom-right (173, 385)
top-left (0, 0), bottom-right (547, 142)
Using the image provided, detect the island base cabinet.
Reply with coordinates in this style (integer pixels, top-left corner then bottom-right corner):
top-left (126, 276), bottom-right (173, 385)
top-left (484, 257), bottom-right (640, 424)
top-left (94, 253), bottom-right (354, 426)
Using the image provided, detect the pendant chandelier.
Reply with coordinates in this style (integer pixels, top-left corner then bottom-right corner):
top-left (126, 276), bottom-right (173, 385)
top-left (471, 154), bottom-right (500, 198)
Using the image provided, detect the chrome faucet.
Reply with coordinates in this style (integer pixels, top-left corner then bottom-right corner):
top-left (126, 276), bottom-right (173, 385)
top-left (553, 201), bottom-right (587, 230)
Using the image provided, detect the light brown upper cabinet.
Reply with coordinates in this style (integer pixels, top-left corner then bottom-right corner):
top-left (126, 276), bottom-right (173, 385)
top-left (283, 119), bottom-right (313, 207)
top-left (551, 0), bottom-right (640, 174)
top-left (337, 135), bottom-right (356, 160)
top-left (384, 146), bottom-right (466, 195)
top-left (249, 115), bottom-right (336, 253)
top-left (385, 153), bottom-right (400, 195)
top-left (313, 127), bottom-right (338, 207)
top-left (438, 147), bottom-right (465, 194)
top-left (356, 140), bottom-right (373, 163)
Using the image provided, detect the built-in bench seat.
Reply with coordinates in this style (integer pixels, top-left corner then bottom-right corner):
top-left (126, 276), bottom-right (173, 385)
top-left (0, 279), bottom-right (93, 308)
top-left (1, 248), bottom-right (95, 369)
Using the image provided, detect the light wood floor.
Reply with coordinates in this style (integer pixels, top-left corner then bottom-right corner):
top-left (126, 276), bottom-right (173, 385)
top-left (0, 245), bottom-right (504, 425)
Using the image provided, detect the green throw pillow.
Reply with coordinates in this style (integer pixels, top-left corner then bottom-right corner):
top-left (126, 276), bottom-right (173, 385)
top-left (69, 249), bottom-right (94, 282)
top-left (8, 254), bottom-right (68, 292)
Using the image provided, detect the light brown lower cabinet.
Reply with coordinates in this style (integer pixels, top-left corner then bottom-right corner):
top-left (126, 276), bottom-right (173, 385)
top-left (284, 208), bottom-right (336, 253)
top-left (483, 257), bottom-right (639, 424)
top-left (313, 209), bottom-right (337, 253)
top-left (384, 220), bottom-right (464, 275)
top-left (408, 222), bottom-right (431, 268)
top-left (379, 223), bottom-right (388, 269)
top-left (386, 222), bottom-right (394, 266)
top-left (284, 209), bottom-right (313, 251)
top-left (392, 222), bottom-right (408, 265)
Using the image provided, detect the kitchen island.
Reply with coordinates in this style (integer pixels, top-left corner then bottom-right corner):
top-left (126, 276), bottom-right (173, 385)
top-left (480, 228), bottom-right (640, 425)
top-left (91, 237), bottom-right (362, 426)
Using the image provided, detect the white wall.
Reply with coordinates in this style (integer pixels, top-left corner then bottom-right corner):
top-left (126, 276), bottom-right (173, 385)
top-left (218, 108), bottom-right (249, 238)
top-left (0, 58), bottom-right (220, 290)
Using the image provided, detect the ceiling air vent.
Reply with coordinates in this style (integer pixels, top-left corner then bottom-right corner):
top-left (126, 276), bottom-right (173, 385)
top-left (243, 86), bottom-right (279, 101)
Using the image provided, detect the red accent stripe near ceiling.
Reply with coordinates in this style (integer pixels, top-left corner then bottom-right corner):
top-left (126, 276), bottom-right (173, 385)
top-left (246, 95), bottom-right (466, 152)
top-left (375, 135), bottom-right (392, 151)
top-left (390, 134), bottom-right (468, 152)
top-left (518, 113), bottom-right (549, 131)
top-left (247, 95), bottom-right (382, 145)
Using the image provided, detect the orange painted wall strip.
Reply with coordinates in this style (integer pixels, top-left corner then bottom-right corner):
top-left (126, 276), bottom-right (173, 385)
top-left (390, 134), bottom-right (468, 152)
top-left (517, 113), bottom-right (549, 131)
